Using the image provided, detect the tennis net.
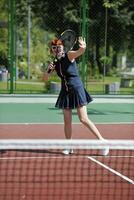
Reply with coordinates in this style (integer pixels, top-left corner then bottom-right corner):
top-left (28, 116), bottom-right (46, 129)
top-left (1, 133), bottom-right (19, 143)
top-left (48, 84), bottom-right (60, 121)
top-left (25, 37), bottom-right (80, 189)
top-left (0, 139), bottom-right (134, 200)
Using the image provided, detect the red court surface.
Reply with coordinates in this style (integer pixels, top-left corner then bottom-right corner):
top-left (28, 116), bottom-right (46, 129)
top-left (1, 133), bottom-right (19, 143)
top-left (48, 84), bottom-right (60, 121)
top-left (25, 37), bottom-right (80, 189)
top-left (0, 123), bottom-right (134, 139)
top-left (0, 123), bottom-right (134, 200)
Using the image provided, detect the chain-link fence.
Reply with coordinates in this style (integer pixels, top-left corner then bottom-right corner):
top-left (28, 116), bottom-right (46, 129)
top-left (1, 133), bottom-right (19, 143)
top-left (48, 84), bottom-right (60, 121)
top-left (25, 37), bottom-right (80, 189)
top-left (0, 0), bottom-right (134, 94)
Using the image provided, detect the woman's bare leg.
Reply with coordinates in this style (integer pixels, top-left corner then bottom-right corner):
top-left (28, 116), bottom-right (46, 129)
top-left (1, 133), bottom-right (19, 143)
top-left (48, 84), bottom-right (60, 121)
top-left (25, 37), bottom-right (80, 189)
top-left (63, 109), bottom-right (72, 139)
top-left (77, 105), bottom-right (104, 140)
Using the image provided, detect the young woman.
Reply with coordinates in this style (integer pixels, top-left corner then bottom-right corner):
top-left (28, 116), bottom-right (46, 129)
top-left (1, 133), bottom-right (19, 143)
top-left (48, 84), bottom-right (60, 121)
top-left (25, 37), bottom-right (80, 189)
top-left (45, 37), bottom-right (109, 155)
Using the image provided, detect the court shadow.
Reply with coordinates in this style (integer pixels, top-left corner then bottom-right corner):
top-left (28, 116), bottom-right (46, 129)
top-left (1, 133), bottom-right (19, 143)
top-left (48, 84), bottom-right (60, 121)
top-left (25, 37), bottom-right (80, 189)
top-left (72, 109), bottom-right (106, 116)
top-left (0, 149), bottom-right (66, 156)
top-left (47, 106), bottom-right (134, 117)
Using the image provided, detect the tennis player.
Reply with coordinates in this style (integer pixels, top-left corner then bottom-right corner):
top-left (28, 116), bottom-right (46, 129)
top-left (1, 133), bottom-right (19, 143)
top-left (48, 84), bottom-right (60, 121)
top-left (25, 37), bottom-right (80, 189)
top-left (45, 37), bottom-right (109, 155)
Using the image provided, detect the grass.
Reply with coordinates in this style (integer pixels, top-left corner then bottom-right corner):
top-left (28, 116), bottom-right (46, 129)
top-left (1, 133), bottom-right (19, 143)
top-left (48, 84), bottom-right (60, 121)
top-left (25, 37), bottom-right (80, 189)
top-left (0, 80), bottom-right (46, 94)
top-left (0, 76), bottom-right (133, 95)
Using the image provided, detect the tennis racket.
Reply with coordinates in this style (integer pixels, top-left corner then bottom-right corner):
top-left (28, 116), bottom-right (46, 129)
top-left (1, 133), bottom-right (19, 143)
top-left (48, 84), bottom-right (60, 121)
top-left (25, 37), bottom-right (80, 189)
top-left (58, 29), bottom-right (77, 53)
top-left (47, 29), bottom-right (77, 73)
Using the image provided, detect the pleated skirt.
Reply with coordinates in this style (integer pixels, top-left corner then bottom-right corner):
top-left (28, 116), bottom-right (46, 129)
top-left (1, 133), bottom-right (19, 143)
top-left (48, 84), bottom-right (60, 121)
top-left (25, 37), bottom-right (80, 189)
top-left (55, 85), bottom-right (93, 109)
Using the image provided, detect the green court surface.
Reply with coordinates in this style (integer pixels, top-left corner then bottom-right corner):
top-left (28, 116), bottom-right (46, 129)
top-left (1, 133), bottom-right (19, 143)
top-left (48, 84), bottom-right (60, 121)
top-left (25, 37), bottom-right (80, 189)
top-left (0, 101), bottom-right (134, 124)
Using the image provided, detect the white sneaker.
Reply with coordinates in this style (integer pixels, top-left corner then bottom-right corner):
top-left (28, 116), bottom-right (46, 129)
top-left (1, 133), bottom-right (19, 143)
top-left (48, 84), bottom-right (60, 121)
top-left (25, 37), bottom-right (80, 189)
top-left (62, 149), bottom-right (74, 155)
top-left (100, 139), bottom-right (109, 156)
top-left (101, 147), bottom-right (109, 156)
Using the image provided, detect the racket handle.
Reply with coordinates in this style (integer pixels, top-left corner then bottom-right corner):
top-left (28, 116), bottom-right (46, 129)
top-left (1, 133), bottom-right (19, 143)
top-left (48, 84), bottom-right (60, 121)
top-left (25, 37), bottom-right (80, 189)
top-left (47, 68), bottom-right (52, 74)
top-left (47, 60), bottom-right (57, 74)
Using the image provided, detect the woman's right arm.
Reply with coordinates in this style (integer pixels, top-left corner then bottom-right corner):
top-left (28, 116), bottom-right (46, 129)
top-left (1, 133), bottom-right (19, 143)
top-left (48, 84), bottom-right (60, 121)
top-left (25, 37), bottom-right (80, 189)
top-left (47, 62), bottom-right (55, 74)
top-left (43, 62), bottom-right (55, 81)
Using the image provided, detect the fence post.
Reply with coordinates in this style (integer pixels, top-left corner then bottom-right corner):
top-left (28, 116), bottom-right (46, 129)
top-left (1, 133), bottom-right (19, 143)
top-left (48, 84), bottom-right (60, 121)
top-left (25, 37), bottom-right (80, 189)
top-left (80, 0), bottom-right (89, 88)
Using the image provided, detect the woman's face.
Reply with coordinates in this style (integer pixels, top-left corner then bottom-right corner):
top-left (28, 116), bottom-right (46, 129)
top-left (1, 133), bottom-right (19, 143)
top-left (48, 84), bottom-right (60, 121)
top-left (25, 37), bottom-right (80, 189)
top-left (51, 45), bottom-right (64, 57)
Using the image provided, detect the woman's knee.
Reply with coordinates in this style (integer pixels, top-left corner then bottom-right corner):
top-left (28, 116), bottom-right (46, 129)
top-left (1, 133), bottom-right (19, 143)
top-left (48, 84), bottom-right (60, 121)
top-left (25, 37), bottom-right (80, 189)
top-left (79, 115), bottom-right (88, 124)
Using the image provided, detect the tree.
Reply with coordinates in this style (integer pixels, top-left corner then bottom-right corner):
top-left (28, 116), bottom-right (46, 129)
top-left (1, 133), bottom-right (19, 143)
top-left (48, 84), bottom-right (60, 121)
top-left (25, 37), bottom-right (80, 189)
top-left (15, 0), bottom-right (81, 78)
top-left (31, 0), bottom-right (80, 35)
top-left (1, 0), bottom-right (134, 78)
top-left (88, 0), bottom-right (134, 75)
top-left (0, 0), bottom-right (8, 68)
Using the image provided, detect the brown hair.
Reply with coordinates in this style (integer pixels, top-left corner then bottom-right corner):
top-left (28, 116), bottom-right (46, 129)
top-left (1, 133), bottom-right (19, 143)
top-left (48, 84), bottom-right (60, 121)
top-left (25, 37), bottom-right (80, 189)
top-left (50, 38), bottom-right (63, 46)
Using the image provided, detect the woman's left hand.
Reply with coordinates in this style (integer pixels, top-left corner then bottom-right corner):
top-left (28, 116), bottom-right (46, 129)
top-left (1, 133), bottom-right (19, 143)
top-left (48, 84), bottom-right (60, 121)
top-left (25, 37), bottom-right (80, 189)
top-left (78, 37), bottom-right (86, 49)
top-left (68, 37), bottom-right (86, 61)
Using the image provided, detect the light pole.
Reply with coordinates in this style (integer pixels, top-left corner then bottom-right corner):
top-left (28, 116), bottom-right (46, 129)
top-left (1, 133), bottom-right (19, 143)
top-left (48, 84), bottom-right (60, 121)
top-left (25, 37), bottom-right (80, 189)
top-left (27, 1), bottom-right (31, 80)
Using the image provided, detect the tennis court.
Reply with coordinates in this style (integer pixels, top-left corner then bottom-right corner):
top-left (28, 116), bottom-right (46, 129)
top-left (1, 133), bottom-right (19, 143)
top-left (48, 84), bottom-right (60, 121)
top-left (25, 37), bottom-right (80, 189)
top-left (0, 95), bottom-right (134, 200)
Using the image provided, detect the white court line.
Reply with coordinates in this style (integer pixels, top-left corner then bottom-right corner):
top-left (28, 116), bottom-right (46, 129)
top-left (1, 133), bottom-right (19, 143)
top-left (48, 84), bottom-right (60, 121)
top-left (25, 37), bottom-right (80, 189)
top-left (0, 155), bottom-right (134, 160)
top-left (88, 156), bottom-right (134, 185)
top-left (0, 97), bottom-right (134, 103)
top-left (0, 122), bottom-right (134, 125)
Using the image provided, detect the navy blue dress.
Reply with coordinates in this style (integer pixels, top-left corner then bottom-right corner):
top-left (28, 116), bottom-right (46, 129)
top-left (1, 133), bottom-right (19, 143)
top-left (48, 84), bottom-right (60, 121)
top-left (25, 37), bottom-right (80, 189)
top-left (54, 54), bottom-right (92, 109)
